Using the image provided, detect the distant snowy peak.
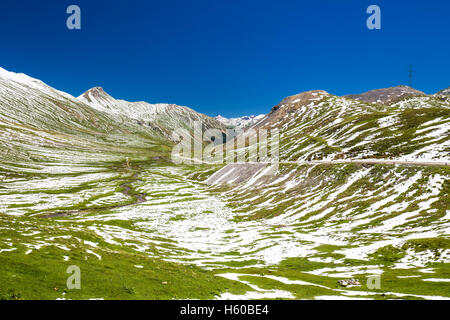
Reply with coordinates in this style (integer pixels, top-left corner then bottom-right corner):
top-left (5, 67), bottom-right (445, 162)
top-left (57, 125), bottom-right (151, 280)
top-left (436, 87), bottom-right (450, 96)
top-left (345, 85), bottom-right (425, 105)
top-left (215, 114), bottom-right (265, 131)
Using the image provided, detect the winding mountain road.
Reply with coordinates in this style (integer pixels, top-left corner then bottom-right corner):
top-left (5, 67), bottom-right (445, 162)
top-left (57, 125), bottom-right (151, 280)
top-left (174, 156), bottom-right (450, 167)
top-left (278, 159), bottom-right (450, 166)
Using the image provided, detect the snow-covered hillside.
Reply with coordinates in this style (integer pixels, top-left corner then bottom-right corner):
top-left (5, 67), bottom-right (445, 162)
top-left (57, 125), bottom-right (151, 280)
top-left (0, 67), bottom-right (169, 163)
top-left (0, 66), bottom-right (224, 163)
top-left (241, 89), bottom-right (450, 162)
top-left (79, 87), bottom-right (224, 139)
top-left (436, 87), bottom-right (450, 96)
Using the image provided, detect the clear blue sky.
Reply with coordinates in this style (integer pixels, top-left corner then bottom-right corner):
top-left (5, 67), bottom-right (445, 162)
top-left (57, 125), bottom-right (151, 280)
top-left (0, 0), bottom-right (448, 117)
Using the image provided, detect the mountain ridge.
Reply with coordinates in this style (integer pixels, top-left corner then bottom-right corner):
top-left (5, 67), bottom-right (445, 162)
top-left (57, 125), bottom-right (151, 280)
top-left (236, 87), bottom-right (449, 162)
top-left (344, 85), bottom-right (426, 104)
top-left (78, 86), bottom-right (225, 140)
top-left (1, 66), bottom-right (449, 164)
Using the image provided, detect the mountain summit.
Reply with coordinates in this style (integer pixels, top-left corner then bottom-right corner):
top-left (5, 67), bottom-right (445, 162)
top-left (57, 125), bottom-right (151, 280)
top-left (78, 87), bottom-right (118, 112)
top-left (254, 90), bottom-right (331, 129)
top-left (344, 85), bottom-right (425, 104)
top-left (80, 86), bottom-right (108, 100)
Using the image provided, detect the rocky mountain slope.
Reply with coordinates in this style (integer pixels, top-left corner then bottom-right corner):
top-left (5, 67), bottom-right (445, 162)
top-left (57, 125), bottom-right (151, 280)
top-left (241, 88), bottom-right (450, 162)
top-left (0, 66), bottom-right (225, 165)
top-left (345, 85), bottom-right (426, 104)
top-left (79, 87), bottom-right (224, 140)
top-left (0, 67), bottom-right (173, 164)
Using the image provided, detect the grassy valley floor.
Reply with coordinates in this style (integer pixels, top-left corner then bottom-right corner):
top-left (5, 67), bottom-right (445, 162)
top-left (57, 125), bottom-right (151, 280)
top-left (0, 159), bottom-right (449, 300)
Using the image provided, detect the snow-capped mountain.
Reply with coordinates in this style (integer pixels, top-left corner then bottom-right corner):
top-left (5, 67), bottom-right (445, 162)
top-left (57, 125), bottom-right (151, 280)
top-left (79, 87), bottom-right (224, 139)
top-left (0, 67), bottom-right (161, 163)
top-left (0, 67), bottom-right (223, 163)
top-left (215, 114), bottom-right (265, 131)
top-left (1, 66), bottom-right (448, 164)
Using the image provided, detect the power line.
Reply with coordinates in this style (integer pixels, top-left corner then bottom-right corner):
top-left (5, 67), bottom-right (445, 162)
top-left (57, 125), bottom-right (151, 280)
top-left (408, 65), bottom-right (413, 87)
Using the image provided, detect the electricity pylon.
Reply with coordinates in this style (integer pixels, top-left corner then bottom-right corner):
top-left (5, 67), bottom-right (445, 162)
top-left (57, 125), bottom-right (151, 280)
top-left (408, 65), bottom-right (413, 88)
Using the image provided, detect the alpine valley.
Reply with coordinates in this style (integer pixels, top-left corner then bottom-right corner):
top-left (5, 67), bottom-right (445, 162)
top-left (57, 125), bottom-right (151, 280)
top-left (0, 66), bottom-right (449, 300)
